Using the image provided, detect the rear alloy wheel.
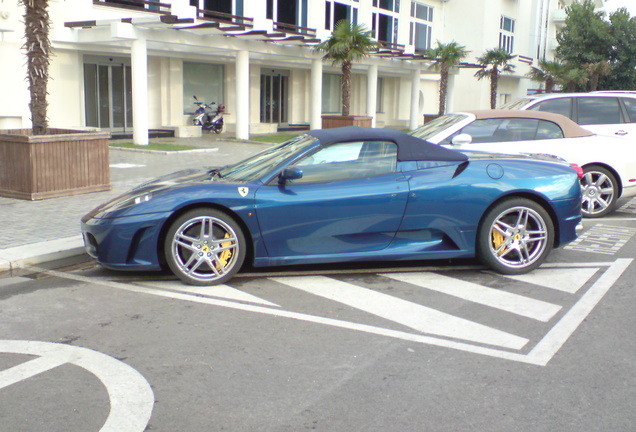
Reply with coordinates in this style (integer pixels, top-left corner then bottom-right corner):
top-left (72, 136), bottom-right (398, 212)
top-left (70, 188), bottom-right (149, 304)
top-left (580, 165), bottom-right (618, 218)
top-left (164, 209), bottom-right (246, 285)
top-left (477, 198), bottom-right (553, 275)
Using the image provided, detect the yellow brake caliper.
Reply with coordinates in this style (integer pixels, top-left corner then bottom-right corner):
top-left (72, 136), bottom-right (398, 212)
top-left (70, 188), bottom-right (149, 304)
top-left (491, 226), bottom-right (506, 255)
top-left (215, 233), bottom-right (233, 270)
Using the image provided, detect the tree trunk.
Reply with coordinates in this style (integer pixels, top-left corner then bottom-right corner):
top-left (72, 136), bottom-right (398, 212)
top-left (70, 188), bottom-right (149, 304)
top-left (341, 60), bottom-right (352, 116)
top-left (490, 69), bottom-right (499, 109)
top-left (22, 0), bottom-right (51, 135)
top-left (545, 78), bottom-right (554, 93)
top-left (590, 74), bottom-right (599, 91)
top-left (438, 65), bottom-right (449, 115)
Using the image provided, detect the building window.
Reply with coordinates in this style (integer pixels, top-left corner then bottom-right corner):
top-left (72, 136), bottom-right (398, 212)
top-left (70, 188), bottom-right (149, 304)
top-left (267, 0), bottom-right (309, 27)
top-left (409, 2), bottom-right (433, 51)
top-left (190, 0), bottom-right (244, 16)
top-left (183, 62), bottom-right (225, 115)
top-left (373, 0), bottom-right (399, 12)
top-left (499, 16), bottom-right (514, 53)
top-left (372, 0), bottom-right (400, 44)
top-left (325, 1), bottom-right (358, 30)
top-left (322, 74), bottom-right (341, 113)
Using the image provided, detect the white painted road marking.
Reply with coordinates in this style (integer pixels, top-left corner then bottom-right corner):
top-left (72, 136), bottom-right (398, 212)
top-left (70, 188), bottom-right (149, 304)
top-left (137, 280), bottom-right (280, 307)
top-left (381, 272), bottom-right (561, 322)
top-left (565, 224), bottom-right (636, 255)
top-left (269, 275), bottom-right (528, 350)
top-left (37, 259), bottom-right (632, 366)
top-left (0, 340), bottom-right (154, 432)
top-left (504, 267), bottom-right (598, 294)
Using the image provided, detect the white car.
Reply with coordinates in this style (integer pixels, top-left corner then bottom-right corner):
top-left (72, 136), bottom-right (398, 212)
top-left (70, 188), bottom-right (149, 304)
top-left (411, 110), bottom-right (636, 217)
top-left (500, 92), bottom-right (636, 139)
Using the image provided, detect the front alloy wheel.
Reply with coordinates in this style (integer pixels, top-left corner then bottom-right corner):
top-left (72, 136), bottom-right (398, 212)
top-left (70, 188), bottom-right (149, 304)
top-left (580, 165), bottom-right (618, 218)
top-left (164, 209), bottom-right (246, 285)
top-left (477, 198), bottom-right (553, 275)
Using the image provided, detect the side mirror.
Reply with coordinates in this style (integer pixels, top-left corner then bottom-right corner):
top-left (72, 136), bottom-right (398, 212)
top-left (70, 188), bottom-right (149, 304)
top-left (278, 167), bottom-right (303, 184)
top-left (451, 133), bottom-right (473, 146)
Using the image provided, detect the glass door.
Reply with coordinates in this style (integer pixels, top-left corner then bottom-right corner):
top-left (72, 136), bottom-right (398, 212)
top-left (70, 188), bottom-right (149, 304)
top-left (260, 69), bottom-right (289, 125)
top-left (84, 58), bottom-right (133, 132)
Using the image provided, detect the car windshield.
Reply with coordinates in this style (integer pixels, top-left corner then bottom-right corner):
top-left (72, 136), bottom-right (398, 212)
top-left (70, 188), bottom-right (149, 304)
top-left (410, 114), bottom-right (468, 140)
top-left (217, 135), bottom-right (317, 182)
top-left (499, 98), bottom-right (535, 110)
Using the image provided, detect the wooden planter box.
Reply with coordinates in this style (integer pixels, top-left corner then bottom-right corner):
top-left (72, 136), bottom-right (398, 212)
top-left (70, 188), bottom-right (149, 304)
top-left (0, 128), bottom-right (111, 200)
top-left (322, 115), bottom-right (373, 129)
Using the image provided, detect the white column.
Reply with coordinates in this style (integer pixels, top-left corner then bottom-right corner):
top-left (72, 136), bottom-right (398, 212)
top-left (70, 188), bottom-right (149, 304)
top-left (409, 66), bottom-right (421, 130)
top-left (310, 58), bottom-right (323, 130)
top-left (131, 36), bottom-right (149, 146)
top-left (235, 50), bottom-right (250, 140)
top-left (366, 64), bottom-right (378, 128)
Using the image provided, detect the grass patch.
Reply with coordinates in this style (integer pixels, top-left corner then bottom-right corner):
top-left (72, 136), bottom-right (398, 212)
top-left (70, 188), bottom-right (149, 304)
top-left (249, 134), bottom-right (298, 144)
top-left (110, 142), bottom-right (199, 151)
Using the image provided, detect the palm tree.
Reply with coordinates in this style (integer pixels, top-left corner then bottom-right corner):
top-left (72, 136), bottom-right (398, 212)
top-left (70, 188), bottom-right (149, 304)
top-left (315, 20), bottom-right (378, 117)
top-left (585, 61), bottom-right (612, 91)
top-left (20, 0), bottom-right (51, 135)
top-left (475, 48), bottom-right (516, 109)
top-left (427, 41), bottom-right (469, 115)
top-left (561, 67), bottom-right (589, 92)
top-left (527, 59), bottom-right (563, 93)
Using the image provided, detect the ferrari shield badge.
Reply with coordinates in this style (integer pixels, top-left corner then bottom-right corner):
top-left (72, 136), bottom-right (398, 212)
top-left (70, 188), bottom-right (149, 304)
top-left (238, 187), bottom-right (249, 197)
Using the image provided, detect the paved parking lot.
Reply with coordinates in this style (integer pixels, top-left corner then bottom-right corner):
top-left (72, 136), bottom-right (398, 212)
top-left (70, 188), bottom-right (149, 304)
top-left (2, 177), bottom-right (636, 431)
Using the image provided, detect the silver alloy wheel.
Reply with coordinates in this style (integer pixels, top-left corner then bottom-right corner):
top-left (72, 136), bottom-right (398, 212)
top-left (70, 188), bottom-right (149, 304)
top-left (580, 168), bottom-right (616, 218)
top-left (169, 214), bottom-right (241, 284)
top-left (488, 206), bottom-right (549, 270)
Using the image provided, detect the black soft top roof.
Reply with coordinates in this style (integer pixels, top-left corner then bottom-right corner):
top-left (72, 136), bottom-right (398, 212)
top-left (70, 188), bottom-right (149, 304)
top-left (308, 126), bottom-right (468, 162)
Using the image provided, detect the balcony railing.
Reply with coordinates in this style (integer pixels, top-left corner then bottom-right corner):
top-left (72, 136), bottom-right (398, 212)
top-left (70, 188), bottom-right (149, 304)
top-left (273, 21), bottom-right (316, 37)
top-left (196, 8), bottom-right (254, 28)
top-left (93, 0), bottom-right (171, 14)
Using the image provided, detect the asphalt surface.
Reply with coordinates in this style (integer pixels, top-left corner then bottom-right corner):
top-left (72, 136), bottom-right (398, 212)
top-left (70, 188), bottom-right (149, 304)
top-left (0, 134), bottom-right (270, 273)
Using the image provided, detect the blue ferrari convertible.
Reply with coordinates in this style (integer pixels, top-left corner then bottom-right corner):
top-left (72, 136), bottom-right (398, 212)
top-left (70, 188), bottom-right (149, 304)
top-left (81, 127), bottom-right (582, 286)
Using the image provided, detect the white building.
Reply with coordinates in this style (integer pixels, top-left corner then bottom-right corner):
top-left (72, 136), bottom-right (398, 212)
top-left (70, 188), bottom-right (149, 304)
top-left (0, 0), bottom-right (603, 144)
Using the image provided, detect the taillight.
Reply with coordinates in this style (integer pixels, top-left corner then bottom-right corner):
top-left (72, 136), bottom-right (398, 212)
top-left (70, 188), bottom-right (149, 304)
top-left (569, 163), bottom-right (584, 179)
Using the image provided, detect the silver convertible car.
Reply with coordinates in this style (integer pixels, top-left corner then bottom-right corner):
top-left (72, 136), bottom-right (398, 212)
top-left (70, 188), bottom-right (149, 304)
top-left (412, 110), bottom-right (636, 218)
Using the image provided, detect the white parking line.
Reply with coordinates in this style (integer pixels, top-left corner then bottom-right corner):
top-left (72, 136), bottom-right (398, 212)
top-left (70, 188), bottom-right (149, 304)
top-left (380, 272), bottom-right (561, 322)
top-left (504, 267), bottom-right (598, 294)
top-left (36, 259), bottom-right (632, 366)
top-left (137, 280), bottom-right (280, 307)
top-left (527, 258), bottom-right (633, 366)
top-left (0, 340), bottom-right (154, 432)
top-left (269, 275), bottom-right (529, 350)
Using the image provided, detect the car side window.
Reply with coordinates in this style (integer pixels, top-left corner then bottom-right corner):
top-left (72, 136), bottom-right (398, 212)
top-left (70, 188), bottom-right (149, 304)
top-left (536, 120), bottom-right (564, 139)
top-left (577, 97), bottom-right (621, 125)
top-left (529, 98), bottom-right (573, 119)
top-left (447, 118), bottom-right (553, 143)
top-left (440, 119), bottom-right (502, 144)
top-left (620, 97), bottom-right (636, 123)
top-left (290, 141), bottom-right (398, 183)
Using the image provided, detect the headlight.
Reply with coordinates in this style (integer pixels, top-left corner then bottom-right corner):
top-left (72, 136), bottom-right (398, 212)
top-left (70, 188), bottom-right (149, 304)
top-left (106, 192), bottom-right (153, 212)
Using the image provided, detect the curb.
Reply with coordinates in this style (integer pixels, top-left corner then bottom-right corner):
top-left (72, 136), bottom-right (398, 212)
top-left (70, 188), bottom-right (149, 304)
top-left (0, 236), bottom-right (86, 273)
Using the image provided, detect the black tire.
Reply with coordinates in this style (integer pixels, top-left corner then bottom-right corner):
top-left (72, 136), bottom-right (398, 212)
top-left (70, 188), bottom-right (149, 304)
top-left (581, 165), bottom-right (618, 218)
top-left (477, 198), bottom-right (554, 275)
top-left (164, 208), bottom-right (246, 285)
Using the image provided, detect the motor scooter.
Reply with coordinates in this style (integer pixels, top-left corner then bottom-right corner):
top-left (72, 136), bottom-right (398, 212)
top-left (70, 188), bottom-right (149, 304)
top-left (192, 95), bottom-right (225, 134)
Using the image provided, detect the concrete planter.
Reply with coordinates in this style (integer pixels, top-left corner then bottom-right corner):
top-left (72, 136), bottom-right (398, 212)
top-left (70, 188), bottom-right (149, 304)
top-left (322, 115), bottom-right (373, 129)
top-left (0, 129), bottom-right (111, 200)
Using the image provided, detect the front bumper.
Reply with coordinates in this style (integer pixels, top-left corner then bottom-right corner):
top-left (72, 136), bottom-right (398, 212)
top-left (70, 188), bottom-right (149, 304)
top-left (81, 211), bottom-right (173, 271)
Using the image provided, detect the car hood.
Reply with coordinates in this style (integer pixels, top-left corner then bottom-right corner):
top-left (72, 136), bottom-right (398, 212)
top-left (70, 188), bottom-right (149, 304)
top-left (130, 167), bottom-right (222, 192)
top-left (82, 167), bottom-right (238, 221)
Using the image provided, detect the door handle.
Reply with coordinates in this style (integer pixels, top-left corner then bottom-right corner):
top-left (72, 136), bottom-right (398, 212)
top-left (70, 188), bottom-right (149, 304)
top-left (615, 130), bottom-right (628, 136)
